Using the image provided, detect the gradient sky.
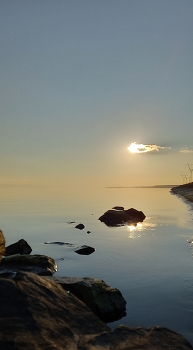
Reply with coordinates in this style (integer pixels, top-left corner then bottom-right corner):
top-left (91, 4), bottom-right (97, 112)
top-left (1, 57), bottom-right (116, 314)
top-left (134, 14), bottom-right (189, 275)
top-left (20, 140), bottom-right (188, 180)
top-left (1, 0), bottom-right (193, 188)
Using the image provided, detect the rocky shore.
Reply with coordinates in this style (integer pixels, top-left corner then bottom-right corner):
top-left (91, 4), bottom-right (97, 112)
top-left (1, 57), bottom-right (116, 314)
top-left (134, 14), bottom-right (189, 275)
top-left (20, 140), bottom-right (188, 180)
top-left (171, 182), bottom-right (193, 203)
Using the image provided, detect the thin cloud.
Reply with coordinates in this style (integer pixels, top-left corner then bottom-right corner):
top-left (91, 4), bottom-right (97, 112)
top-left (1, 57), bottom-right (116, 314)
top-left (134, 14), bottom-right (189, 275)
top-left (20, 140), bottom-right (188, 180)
top-left (127, 142), bottom-right (171, 154)
top-left (179, 148), bottom-right (193, 154)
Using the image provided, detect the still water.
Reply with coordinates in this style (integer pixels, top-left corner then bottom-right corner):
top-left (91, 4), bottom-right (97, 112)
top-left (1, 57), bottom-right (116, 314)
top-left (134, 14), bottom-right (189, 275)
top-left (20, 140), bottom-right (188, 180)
top-left (0, 186), bottom-right (193, 344)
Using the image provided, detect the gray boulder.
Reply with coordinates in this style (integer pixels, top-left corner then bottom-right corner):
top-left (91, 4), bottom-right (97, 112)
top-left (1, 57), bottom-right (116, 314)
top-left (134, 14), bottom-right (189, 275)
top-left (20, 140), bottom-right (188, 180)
top-left (46, 276), bottom-right (126, 323)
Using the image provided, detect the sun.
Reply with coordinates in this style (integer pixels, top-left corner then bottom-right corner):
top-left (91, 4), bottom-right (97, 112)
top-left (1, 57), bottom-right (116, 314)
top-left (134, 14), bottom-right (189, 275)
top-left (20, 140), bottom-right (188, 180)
top-left (127, 142), bottom-right (139, 153)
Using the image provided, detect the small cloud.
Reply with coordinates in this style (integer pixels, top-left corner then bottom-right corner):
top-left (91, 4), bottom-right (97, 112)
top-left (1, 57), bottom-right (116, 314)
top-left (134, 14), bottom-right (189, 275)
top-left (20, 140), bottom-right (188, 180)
top-left (179, 148), bottom-right (193, 154)
top-left (127, 142), bottom-right (171, 154)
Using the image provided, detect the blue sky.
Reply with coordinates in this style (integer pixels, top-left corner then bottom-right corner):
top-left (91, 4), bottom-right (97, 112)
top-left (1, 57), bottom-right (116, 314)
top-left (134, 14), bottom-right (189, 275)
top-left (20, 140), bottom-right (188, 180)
top-left (1, 1), bottom-right (193, 187)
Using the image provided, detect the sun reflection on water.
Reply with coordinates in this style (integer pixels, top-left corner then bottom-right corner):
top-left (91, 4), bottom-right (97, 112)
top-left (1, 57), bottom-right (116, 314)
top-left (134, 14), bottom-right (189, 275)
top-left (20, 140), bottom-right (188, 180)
top-left (127, 220), bottom-right (156, 239)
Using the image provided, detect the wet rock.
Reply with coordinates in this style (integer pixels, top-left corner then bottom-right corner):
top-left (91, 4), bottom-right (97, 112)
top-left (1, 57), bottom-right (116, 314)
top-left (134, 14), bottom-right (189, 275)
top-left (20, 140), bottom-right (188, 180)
top-left (44, 241), bottom-right (75, 247)
top-left (74, 245), bottom-right (95, 255)
top-left (75, 223), bottom-right (85, 230)
top-left (99, 207), bottom-right (146, 227)
top-left (87, 230), bottom-right (91, 234)
top-left (44, 242), bottom-right (95, 255)
top-left (0, 254), bottom-right (57, 276)
top-left (47, 276), bottom-right (126, 323)
top-left (5, 239), bottom-right (32, 256)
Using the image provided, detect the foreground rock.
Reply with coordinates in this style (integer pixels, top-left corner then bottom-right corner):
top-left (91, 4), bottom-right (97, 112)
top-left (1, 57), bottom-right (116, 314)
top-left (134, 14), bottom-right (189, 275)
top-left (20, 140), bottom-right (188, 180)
top-left (81, 325), bottom-right (193, 350)
top-left (47, 276), bottom-right (126, 323)
top-left (171, 183), bottom-right (193, 203)
top-left (0, 254), bottom-right (57, 276)
top-left (0, 272), bottom-right (192, 350)
top-left (0, 271), bottom-right (109, 349)
top-left (5, 239), bottom-right (32, 256)
top-left (99, 207), bottom-right (146, 227)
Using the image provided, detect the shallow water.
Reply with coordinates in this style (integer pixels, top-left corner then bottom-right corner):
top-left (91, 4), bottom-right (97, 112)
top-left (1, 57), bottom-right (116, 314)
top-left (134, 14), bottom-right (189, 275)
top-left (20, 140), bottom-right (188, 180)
top-left (1, 186), bottom-right (193, 344)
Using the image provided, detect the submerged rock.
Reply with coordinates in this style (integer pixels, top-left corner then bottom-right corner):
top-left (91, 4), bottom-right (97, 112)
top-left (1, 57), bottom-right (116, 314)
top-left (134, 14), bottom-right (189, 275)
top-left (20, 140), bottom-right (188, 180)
top-left (5, 239), bottom-right (32, 256)
top-left (99, 207), bottom-right (146, 227)
top-left (0, 254), bottom-right (57, 276)
top-left (44, 242), bottom-right (95, 255)
top-left (46, 276), bottom-right (126, 323)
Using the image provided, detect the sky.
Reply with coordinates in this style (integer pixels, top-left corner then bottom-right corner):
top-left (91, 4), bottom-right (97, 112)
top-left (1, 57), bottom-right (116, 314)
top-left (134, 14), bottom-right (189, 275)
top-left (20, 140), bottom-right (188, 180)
top-left (1, 0), bottom-right (193, 188)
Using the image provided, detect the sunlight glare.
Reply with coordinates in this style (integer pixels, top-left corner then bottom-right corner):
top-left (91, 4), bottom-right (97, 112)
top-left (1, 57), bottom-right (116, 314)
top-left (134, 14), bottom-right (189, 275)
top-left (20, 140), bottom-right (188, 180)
top-left (127, 142), bottom-right (139, 153)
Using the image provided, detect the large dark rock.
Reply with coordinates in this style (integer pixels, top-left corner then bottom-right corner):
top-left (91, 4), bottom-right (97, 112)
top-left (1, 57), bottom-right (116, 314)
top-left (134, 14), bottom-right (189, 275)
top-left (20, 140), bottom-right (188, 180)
top-left (46, 276), bottom-right (126, 323)
top-left (5, 239), bottom-right (32, 256)
top-left (0, 272), bottom-right (192, 350)
top-left (81, 325), bottom-right (193, 350)
top-left (99, 207), bottom-right (146, 227)
top-left (0, 254), bottom-right (57, 276)
top-left (0, 271), bottom-right (109, 349)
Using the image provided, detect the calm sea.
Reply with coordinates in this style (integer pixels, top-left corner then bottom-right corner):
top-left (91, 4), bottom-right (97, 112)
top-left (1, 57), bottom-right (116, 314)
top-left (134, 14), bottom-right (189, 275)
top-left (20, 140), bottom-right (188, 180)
top-left (1, 186), bottom-right (193, 344)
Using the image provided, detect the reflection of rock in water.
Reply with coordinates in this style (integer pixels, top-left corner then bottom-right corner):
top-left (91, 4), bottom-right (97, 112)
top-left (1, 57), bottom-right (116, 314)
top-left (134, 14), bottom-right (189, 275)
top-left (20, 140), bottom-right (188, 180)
top-left (99, 207), bottom-right (146, 227)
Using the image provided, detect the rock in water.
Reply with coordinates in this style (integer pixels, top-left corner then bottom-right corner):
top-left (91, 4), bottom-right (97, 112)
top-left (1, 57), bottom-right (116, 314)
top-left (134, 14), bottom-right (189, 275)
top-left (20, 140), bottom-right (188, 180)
top-left (47, 276), bottom-right (126, 323)
top-left (99, 207), bottom-right (146, 227)
top-left (112, 206), bottom-right (124, 210)
top-left (74, 245), bottom-right (95, 255)
top-left (5, 239), bottom-right (32, 256)
top-left (0, 254), bottom-right (57, 276)
top-left (75, 223), bottom-right (85, 230)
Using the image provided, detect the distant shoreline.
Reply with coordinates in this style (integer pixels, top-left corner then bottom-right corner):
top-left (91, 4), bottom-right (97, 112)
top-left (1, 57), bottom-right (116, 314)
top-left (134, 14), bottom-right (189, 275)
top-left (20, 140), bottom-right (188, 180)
top-left (105, 185), bottom-right (178, 189)
top-left (171, 183), bottom-right (193, 203)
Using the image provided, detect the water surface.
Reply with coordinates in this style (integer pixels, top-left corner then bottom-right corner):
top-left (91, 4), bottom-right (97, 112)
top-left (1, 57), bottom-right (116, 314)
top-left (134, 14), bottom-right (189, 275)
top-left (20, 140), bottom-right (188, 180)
top-left (0, 186), bottom-right (193, 344)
